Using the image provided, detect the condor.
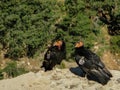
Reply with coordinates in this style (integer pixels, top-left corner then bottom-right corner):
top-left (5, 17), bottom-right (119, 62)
top-left (74, 41), bottom-right (112, 85)
top-left (41, 40), bottom-right (66, 71)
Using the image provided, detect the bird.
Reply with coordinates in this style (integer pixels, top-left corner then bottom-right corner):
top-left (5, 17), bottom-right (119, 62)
top-left (74, 41), bottom-right (112, 85)
top-left (41, 40), bottom-right (66, 71)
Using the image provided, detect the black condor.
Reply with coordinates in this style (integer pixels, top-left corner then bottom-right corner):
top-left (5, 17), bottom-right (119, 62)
top-left (41, 40), bottom-right (66, 71)
top-left (74, 41), bottom-right (112, 85)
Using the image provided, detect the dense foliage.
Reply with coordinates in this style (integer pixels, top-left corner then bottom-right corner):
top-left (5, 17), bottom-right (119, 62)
top-left (0, 61), bottom-right (28, 79)
top-left (0, 0), bottom-right (120, 60)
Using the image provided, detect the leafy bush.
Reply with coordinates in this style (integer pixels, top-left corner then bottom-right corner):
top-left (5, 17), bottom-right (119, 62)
top-left (0, 70), bottom-right (4, 80)
top-left (0, 0), bottom-right (58, 59)
top-left (56, 61), bottom-right (66, 69)
top-left (0, 62), bottom-right (28, 79)
top-left (0, 0), bottom-right (119, 59)
top-left (110, 36), bottom-right (120, 54)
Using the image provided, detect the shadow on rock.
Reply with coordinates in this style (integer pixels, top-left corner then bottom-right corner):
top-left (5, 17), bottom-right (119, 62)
top-left (69, 67), bottom-right (109, 85)
top-left (69, 67), bottom-right (86, 77)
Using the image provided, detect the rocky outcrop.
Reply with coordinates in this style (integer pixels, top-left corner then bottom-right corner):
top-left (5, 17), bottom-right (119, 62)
top-left (0, 67), bottom-right (120, 90)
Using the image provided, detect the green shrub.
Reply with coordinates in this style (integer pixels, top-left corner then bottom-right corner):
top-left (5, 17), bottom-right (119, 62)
top-left (0, 0), bottom-right (119, 60)
top-left (0, 70), bottom-right (4, 80)
top-left (56, 61), bottom-right (66, 69)
top-left (110, 36), bottom-right (120, 54)
top-left (2, 62), bottom-right (28, 78)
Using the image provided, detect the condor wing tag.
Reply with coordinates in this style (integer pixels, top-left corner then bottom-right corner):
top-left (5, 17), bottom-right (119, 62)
top-left (79, 57), bottom-right (85, 65)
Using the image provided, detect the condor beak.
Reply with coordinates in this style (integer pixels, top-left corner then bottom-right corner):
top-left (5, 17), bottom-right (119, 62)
top-left (75, 43), bottom-right (79, 48)
top-left (53, 41), bottom-right (59, 47)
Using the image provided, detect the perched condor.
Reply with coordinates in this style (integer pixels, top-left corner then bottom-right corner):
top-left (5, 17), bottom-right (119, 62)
top-left (41, 40), bottom-right (66, 71)
top-left (74, 41), bottom-right (112, 85)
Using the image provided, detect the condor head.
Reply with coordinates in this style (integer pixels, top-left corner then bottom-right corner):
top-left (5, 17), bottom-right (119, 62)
top-left (53, 40), bottom-right (66, 51)
top-left (75, 41), bottom-right (84, 48)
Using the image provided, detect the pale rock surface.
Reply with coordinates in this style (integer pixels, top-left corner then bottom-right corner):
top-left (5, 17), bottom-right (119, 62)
top-left (0, 67), bottom-right (120, 90)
